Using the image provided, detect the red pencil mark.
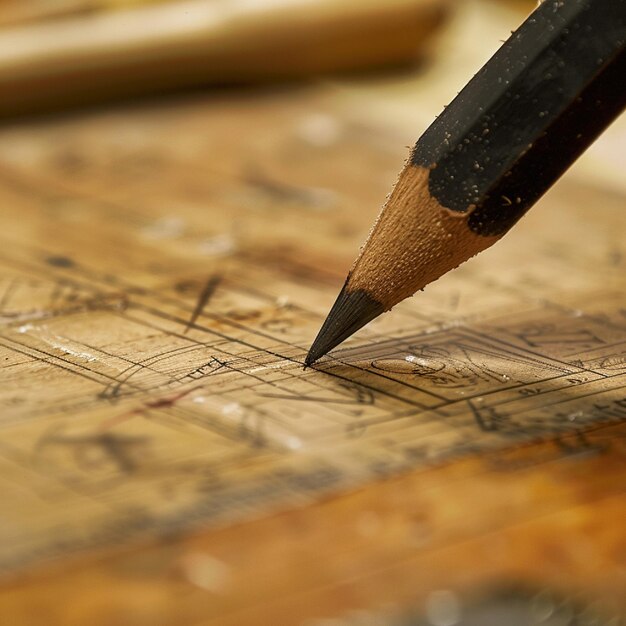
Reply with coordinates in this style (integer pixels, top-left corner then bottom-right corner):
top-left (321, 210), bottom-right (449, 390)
top-left (99, 386), bottom-right (203, 431)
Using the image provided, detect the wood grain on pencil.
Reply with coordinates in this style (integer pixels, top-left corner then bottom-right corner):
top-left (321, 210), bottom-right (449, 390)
top-left (349, 164), bottom-right (499, 308)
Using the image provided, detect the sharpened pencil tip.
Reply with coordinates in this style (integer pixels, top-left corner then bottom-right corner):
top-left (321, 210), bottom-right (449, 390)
top-left (305, 286), bottom-right (385, 367)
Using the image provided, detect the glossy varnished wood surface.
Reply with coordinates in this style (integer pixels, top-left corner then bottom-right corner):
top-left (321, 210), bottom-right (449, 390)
top-left (2, 423), bottom-right (625, 625)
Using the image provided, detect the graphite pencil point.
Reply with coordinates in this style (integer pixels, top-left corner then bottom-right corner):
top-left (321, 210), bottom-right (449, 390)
top-left (305, 286), bottom-right (384, 367)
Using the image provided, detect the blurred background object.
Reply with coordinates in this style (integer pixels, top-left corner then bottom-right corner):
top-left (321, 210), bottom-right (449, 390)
top-left (0, 0), bottom-right (165, 28)
top-left (0, 0), bottom-right (448, 118)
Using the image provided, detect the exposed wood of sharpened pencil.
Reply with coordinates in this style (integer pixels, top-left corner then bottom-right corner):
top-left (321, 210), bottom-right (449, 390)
top-left (0, 0), bottom-right (447, 118)
top-left (306, 0), bottom-right (626, 367)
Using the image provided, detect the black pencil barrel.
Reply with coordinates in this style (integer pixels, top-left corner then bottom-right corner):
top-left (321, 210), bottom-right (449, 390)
top-left (412, 0), bottom-right (626, 236)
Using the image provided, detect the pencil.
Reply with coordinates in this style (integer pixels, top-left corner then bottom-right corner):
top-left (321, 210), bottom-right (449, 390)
top-left (306, 0), bottom-right (626, 367)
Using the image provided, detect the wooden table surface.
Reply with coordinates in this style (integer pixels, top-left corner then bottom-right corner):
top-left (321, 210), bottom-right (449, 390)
top-left (0, 1), bottom-right (624, 624)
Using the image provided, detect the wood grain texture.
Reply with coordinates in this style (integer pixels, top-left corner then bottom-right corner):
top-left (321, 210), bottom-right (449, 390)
top-left (0, 2), bottom-right (624, 624)
top-left (1, 423), bottom-right (625, 625)
top-left (348, 164), bottom-right (499, 309)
